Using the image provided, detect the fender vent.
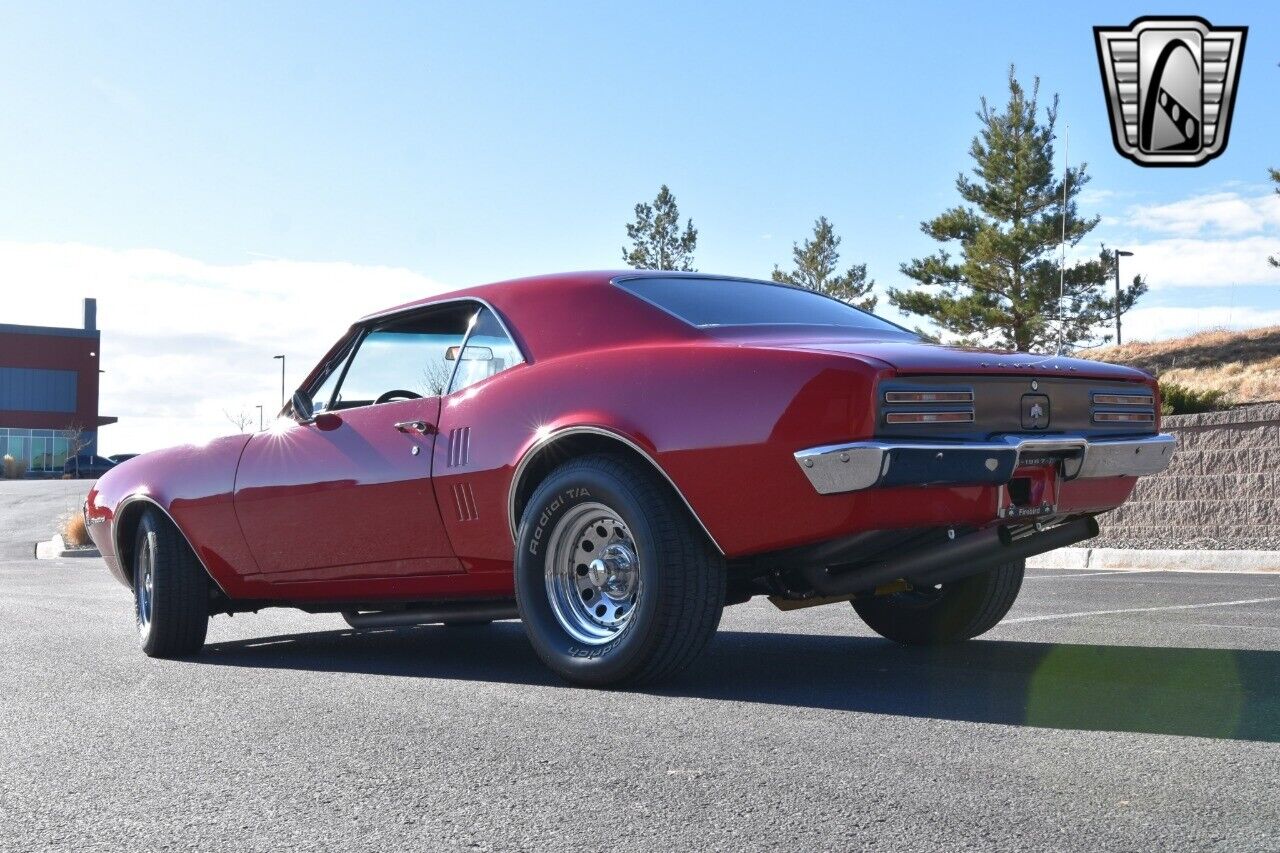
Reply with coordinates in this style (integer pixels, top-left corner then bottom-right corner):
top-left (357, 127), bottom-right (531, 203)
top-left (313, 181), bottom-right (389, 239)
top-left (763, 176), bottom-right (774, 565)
top-left (451, 482), bottom-right (479, 522)
top-left (447, 427), bottom-right (471, 467)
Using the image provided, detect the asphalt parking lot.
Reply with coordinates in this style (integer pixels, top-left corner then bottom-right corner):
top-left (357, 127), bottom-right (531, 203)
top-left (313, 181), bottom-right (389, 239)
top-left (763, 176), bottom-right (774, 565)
top-left (2, 480), bottom-right (1278, 852)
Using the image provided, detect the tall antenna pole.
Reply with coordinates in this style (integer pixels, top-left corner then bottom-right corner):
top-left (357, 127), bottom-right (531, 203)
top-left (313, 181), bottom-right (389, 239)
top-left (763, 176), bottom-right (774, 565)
top-left (1057, 124), bottom-right (1069, 354)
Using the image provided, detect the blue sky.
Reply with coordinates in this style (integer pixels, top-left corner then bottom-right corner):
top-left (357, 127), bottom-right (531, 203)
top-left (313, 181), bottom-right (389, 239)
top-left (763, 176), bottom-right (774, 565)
top-left (1, 2), bottom-right (1277, 451)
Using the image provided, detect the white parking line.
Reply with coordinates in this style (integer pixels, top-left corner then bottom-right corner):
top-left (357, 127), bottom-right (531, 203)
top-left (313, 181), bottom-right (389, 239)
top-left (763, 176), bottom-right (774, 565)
top-left (1025, 570), bottom-right (1153, 580)
top-left (1002, 596), bottom-right (1280, 625)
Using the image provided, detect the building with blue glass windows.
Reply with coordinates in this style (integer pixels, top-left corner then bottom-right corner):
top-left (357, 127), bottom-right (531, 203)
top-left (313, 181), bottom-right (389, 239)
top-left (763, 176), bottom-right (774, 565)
top-left (0, 299), bottom-right (115, 475)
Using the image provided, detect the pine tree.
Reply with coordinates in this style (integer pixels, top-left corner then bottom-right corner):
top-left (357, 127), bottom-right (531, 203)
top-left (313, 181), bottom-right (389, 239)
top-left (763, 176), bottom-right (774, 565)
top-left (1269, 168), bottom-right (1279, 268)
top-left (888, 68), bottom-right (1137, 351)
top-left (622, 185), bottom-right (698, 271)
top-left (772, 216), bottom-right (877, 311)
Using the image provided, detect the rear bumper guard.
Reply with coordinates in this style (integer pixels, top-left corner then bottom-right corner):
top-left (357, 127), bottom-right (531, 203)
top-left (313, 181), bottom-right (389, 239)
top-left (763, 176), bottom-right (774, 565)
top-left (794, 433), bottom-right (1176, 495)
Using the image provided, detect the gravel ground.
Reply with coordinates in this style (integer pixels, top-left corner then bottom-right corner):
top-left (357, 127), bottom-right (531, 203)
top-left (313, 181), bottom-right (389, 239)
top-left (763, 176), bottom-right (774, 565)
top-left (3, 481), bottom-right (1280, 851)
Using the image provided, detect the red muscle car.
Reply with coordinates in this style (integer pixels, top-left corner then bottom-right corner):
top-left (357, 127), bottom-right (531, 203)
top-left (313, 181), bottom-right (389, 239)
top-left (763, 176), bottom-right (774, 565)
top-left (85, 272), bottom-right (1174, 686)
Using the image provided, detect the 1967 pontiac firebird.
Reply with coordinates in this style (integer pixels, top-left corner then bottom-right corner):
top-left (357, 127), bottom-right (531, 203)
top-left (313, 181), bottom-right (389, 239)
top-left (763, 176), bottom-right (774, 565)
top-left (85, 271), bottom-right (1175, 685)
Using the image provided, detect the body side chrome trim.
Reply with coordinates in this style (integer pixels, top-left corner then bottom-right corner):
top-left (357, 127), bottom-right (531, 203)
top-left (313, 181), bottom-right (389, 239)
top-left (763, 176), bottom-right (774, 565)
top-left (112, 494), bottom-right (232, 596)
top-left (506, 425), bottom-right (725, 555)
top-left (794, 433), bottom-right (1176, 495)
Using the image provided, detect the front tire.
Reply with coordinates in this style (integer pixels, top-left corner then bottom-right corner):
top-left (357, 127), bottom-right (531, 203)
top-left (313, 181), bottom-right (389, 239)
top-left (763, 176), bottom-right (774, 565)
top-left (515, 454), bottom-right (725, 687)
top-left (852, 559), bottom-right (1024, 645)
top-left (133, 509), bottom-right (209, 657)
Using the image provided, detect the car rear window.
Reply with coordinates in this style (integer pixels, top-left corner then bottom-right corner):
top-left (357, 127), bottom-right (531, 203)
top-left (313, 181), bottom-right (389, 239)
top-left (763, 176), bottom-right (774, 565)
top-left (615, 276), bottom-right (907, 333)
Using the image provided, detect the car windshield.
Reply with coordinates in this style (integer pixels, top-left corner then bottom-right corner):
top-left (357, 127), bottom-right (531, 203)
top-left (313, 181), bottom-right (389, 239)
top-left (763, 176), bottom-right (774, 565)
top-left (615, 276), bottom-right (909, 334)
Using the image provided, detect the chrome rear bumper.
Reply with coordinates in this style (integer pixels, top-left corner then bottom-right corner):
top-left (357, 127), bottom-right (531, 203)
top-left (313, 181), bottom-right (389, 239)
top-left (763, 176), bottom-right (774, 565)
top-left (794, 433), bottom-right (1176, 495)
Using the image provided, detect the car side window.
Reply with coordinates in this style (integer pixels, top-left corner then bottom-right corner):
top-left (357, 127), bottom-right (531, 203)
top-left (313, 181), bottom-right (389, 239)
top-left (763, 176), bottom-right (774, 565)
top-left (447, 307), bottom-right (524, 395)
top-left (329, 304), bottom-right (474, 410)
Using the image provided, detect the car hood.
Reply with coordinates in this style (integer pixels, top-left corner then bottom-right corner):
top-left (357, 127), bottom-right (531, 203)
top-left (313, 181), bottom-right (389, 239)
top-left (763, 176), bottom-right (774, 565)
top-left (716, 329), bottom-right (1151, 382)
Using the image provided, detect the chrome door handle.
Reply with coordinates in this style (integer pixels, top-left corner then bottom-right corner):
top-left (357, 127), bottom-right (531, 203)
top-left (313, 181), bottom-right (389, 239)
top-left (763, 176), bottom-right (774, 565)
top-left (394, 420), bottom-right (431, 434)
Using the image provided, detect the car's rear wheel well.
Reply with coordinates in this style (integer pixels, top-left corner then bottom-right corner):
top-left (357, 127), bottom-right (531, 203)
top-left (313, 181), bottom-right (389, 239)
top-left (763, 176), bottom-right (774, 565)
top-left (509, 430), bottom-right (722, 554)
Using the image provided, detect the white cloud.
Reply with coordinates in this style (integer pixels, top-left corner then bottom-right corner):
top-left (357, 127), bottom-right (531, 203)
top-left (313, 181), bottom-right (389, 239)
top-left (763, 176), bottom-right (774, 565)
top-left (1116, 236), bottom-right (1280, 289)
top-left (1098, 188), bottom-right (1280, 291)
top-left (0, 241), bottom-right (449, 455)
top-left (1121, 305), bottom-right (1280, 342)
top-left (1125, 190), bottom-right (1280, 237)
top-left (1077, 187), bottom-right (1124, 208)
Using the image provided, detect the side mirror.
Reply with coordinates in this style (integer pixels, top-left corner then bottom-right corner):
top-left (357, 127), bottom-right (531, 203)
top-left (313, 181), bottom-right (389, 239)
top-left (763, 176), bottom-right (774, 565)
top-left (445, 345), bottom-right (495, 362)
top-left (292, 390), bottom-right (315, 423)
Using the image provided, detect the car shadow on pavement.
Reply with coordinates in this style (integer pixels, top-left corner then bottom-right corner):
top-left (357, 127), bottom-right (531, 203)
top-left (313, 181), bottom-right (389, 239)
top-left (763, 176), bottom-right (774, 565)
top-left (198, 623), bottom-right (1280, 743)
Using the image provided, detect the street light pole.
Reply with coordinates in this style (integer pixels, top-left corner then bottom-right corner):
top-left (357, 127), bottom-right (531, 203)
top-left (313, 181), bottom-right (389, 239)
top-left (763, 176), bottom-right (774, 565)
top-left (256, 404), bottom-right (263, 431)
top-left (1114, 250), bottom-right (1134, 346)
top-left (273, 350), bottom-right (286, 404)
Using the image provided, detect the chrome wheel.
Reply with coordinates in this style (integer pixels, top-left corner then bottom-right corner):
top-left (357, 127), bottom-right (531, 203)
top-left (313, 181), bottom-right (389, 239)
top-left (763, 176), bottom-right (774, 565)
top-left (135, 535), bottom-right (154, 638)
top-left (544, 502), bottom-right (640, 645)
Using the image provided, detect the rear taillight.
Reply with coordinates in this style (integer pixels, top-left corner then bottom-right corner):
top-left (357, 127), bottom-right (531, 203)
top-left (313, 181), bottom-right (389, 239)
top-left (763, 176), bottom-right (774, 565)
top-left (1092, 393), bottom-right (1154, 407)
top-left (882, 388), bottom-right (975, 426)
top-left (883, 390), bottom-right (974, 404)
top-left (885, 411), bottom-right (974, 424)
top-left (1093, 411), bottom-right (1155, 424)
top-left (1091, 391), bottom-right (1156, 425)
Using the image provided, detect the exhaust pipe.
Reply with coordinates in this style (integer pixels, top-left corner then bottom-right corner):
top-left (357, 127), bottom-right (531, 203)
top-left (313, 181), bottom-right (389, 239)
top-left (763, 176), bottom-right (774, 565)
top-left (799, 516), bottom-right (1098, 597)
top-left (907, 517), bottom-right (1098, 587)
top-left (342, 600), bottom-right (518, 629)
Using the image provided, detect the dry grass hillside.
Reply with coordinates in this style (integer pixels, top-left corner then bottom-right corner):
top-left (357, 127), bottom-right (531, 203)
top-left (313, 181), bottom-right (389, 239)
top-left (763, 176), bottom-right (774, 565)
top-left (1082, 326), bottom-right (1280, 405)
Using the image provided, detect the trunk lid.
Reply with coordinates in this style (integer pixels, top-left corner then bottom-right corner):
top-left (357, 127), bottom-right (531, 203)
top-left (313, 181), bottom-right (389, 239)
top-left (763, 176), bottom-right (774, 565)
top-left (712, 328), bottom-right (1150, 383)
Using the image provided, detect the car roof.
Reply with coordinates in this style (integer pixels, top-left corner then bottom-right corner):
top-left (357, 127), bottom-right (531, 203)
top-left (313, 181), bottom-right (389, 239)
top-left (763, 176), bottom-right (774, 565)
top-left (358, 270), bottom-right (749, 321)
top-left (358, 271), bottom-right (715, 361)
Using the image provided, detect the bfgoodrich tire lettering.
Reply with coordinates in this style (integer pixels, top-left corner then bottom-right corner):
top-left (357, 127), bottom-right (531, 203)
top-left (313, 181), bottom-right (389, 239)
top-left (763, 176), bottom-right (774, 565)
top-left (852, 559), bottom-right (1025, 645)
top-left (515, 453), bottom-right (725, 687)
top-left (133, 509), bottom-right (210, 658)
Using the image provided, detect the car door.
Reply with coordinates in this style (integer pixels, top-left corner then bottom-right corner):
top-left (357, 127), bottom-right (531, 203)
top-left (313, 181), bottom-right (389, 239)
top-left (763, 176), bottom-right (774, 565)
top-left (233, 302), bottom-right (476, 582)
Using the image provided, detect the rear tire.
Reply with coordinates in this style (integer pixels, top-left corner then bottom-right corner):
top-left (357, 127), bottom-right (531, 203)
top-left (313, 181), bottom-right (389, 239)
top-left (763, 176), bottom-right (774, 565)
top-left (515, 453), bottom-right (725, 687)
top-left (133, 509), bottom-right (209, 657)
top-left (852, 559), bottom-right (1024, 645)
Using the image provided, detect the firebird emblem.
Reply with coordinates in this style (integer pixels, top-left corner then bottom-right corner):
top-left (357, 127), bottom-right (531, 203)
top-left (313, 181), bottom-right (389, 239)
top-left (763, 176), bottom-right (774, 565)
top-left (1094, 16), bottom-right (1247, 167)
top-left (1022, 395), bottom-right (1051, 430)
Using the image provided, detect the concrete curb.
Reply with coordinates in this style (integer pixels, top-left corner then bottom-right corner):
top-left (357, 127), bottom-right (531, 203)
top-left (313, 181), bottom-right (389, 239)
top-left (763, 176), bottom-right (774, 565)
top-left (35, 534), bottom-right (101, 560)
top-left (1028, 547), bottom-right (1280, 574)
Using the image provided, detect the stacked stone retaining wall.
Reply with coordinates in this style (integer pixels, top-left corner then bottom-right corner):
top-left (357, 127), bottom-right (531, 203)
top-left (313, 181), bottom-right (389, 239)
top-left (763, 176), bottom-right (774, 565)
top-left (1092, 403), bottom-right (1280, 550)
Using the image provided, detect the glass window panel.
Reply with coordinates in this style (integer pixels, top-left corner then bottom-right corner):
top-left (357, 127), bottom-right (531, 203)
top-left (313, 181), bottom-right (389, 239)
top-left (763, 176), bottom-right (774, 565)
top-left (31, 436), bottom-right (47, 471)
top-left (52, 437), bottom-right (69, 468)
top-left (448, 308), bottom-right (525, 395)
top-left (615, 276), bottom-right (910, 334)
top-left (310, 358), bottom-right (345, 414)
top-left (331, 304), bottom-right (472, 410)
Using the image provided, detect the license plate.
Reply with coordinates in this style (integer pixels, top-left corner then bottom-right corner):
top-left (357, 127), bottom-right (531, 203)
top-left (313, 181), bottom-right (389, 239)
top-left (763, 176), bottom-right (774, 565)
top-left (998, 464), bottom-right (1059, 519)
